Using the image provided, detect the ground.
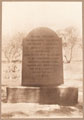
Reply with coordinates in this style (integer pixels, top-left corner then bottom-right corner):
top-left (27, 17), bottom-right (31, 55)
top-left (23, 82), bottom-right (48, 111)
top-left (1, 60), bottom-right (83, 118)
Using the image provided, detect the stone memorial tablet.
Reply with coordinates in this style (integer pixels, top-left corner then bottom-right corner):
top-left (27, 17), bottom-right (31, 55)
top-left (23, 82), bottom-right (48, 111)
top-left (22, 27), bottom-right (63, 86)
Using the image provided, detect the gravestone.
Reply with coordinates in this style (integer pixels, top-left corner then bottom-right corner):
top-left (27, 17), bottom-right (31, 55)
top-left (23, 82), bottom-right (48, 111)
top-left (6, 27), bottom-right (78, 105)
top-left (22, 27), bottom-right (63, 86)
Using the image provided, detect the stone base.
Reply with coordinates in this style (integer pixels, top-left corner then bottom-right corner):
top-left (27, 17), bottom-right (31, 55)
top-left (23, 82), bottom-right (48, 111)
top-left (7, 87), bottom-right (40, 103)
top-left (40, 87), bottom-right (78, 105)
top-left (6, 86), bottom-right (78, 106)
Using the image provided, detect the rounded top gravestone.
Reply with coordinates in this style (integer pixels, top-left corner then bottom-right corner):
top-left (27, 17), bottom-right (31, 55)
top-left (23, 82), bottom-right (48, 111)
top-left (22, 27), bottom-right (63, 86)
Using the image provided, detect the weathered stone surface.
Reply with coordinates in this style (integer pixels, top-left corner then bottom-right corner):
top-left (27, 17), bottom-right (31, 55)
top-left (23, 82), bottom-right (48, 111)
top-left (22, 27), bottom-right (63, 86)
top-left (39, 87), bottom-right (60, 104)
top-left (39, 87), bottom-right (78, 105)
top-left (7, 86), bottom-right (78, 105)
top-left (7, 87), bottom-right (40, 103)
top-left (59, 87), bottom-right (78, 106)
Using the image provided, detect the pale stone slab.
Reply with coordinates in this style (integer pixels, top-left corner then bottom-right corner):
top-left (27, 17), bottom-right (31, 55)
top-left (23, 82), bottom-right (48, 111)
top-left (7, 87), bottom-right (40, 103)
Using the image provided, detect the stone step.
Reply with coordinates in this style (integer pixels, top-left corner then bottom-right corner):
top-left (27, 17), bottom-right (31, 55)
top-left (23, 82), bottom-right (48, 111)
top-left (6, 86), bottom-right (78, 106)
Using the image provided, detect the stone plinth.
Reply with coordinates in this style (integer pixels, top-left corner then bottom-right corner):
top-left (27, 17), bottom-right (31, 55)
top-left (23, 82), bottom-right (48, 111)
top-left (39, 87), bottom-right (60, 104)
top-left (59, 87), bottom-right (78, 106)
top-left (39, 87), bottom-right (78, 105)
top-left (7, 87), bottom-right (40, 103)
top-left (7, 86), bottom-right (78, 105)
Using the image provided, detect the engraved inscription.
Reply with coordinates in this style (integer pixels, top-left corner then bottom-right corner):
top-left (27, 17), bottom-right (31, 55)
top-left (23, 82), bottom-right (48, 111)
top-left (22, 28), bottom-right (63, 86)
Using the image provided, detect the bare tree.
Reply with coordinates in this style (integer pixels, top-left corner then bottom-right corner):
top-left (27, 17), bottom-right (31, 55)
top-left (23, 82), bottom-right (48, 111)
top-left (57, 26), bottom-right (80, 63)
top-left (3, 32), bottom-right (24, 63)
top-left (2, 32), bottom-right (25, 79)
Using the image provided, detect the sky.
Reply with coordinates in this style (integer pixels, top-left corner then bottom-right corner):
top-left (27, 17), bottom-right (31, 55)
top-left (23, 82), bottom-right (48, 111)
top-left (2, 1), bottom-right (82, 40)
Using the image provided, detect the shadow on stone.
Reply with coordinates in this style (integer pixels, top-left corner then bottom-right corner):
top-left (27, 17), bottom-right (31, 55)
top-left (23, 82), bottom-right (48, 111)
top-left (39, 87), bottom-right (78, 106)
top-left (59, 87), bottom-right (78, 106)
top-left (39, 87), bottom-right (60, 104)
